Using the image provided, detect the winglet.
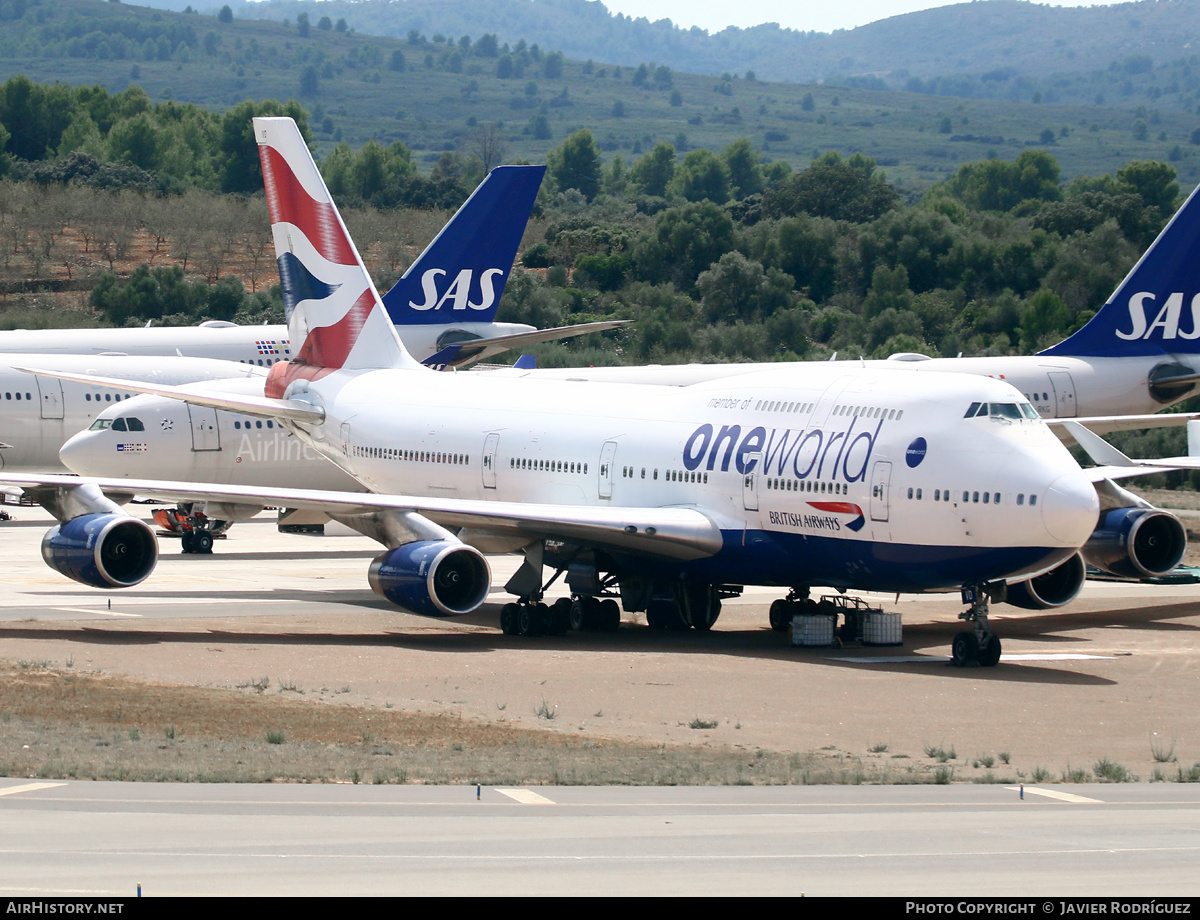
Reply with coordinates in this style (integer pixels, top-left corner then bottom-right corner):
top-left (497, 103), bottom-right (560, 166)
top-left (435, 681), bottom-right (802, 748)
top-left (1061, 421), bottom-right (1135, 467)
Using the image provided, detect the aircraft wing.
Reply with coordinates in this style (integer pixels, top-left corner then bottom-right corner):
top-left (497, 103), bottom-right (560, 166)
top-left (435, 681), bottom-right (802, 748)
top-left (0, 473), bottom-right (724, 562)
top-left (1045, 412), bottom-right (1200, 438)
top-left (12, 366), bottom-right (323, 423)
top-left (423, 320), bottom-right (629, 369)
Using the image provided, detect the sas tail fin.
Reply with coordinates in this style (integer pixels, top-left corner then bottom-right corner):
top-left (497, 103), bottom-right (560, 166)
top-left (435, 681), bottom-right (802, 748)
top-left (382, 165), bottom-right (545, 324)
top-left (1042, 183), bottom-right (1200, 358)
top-left (254, 117), bottom-right (416, 388)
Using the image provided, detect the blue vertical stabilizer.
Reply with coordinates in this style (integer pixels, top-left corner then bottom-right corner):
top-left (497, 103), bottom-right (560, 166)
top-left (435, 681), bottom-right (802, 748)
top-left (1042, 183), bottom-right (1200, 358)
top-left (381, 165), bottom-right (545, 325)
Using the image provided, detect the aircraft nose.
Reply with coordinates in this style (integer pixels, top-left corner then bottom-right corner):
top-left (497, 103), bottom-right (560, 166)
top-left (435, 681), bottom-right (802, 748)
top-left (1040, 473), bottom-right (1099, 546)
top-left (59, 429), bottom-right (99, 475)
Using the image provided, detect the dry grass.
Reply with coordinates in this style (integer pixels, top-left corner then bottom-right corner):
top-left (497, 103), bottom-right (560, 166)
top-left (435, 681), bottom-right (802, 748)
top-left (0, 660), bottom-right (945, 786)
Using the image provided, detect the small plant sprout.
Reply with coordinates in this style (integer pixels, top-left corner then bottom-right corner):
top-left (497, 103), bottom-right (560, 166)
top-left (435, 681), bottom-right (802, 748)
top-left (869, 743), bottom-right (889, 753)
top-left (534, 696), bottom-right (557, 720)
top-left (689, 717), bottom-right (718, 730)
top-left (265, 730), bottom-right (285, 745)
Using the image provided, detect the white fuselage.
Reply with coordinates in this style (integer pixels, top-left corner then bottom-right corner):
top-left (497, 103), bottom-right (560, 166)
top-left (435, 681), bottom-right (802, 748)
top-left (0, 355), bottom-right (265, 472)
top-left (67, 363), bottom-right (1098, 592)
top-left (491, 351), bottom-right (1194, 419)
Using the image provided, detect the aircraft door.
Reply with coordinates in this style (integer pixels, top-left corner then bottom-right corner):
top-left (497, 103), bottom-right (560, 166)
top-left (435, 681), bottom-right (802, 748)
top-left (482, 432), bottom-right (500, 489)
top-left (36, 376), bottom-right (63, 420)
top-left (742, 452), bottom-right (761, 511)
top-left (187, 404), bottom-right (221, 451)
top-left (1048, 372), bottom-right (1077, 418)
top-left (598, 440), bottom-right (617, 500)
top-left (809, 377), bottom-right (852, 426)
top-left (869, 460), bottom-right (892, 522)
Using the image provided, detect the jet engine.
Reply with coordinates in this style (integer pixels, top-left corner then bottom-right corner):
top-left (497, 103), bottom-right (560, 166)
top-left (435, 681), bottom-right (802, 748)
top-left (367, 540), bottom-right (491, 617)
top-left (1006, 552), bottom-right (1086, 609)
top-left (41, 513), bottom-right (159, 589)
top-left (1083, 506), bottom-right (1186, 579)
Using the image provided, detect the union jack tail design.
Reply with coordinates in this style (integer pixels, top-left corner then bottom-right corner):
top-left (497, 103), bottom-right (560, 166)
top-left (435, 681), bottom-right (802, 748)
top-left (253, 117), bottom-right (416, 397)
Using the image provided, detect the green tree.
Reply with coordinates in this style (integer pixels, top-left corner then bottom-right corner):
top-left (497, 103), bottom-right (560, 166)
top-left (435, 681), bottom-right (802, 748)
top-left (630, 141), bottom-right (676, 197)
top-left (217, 5), bottom-right (232, 24)
top-left (548, 129), bottom-right (601, 201)
top-left (668, 148), bottom-right (730, 204)
top-left (723, 138), bottom-right (763, 200)
top-left (763, 152), bottom-right (899, 223)
top-left (219, 99), bottom-right (311, 195)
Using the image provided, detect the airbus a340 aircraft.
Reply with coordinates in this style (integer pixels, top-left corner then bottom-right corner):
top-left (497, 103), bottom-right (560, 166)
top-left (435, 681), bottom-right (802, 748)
top-left (6, 117), bottom-right (1193, 669)
top-left (0, 164), bottom-right (621, 371)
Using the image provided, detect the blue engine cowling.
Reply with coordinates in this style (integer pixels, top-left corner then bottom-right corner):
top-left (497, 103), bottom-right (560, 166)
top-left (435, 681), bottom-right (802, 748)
top-left (41, 513), bottom-right (159, 588)
top-left (1083, 507), bottom-right (1186, 579)
top-left (368, 541), bottom-right (490, 617)
top-left (1007, 553), bottom-right (1086, 610)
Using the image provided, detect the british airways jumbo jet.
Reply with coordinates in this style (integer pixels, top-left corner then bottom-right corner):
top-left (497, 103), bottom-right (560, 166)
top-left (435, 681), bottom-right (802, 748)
top-left (7, 117), bottom-right (1189, 669)
top-left (0, 164), bottom-right (621, 371)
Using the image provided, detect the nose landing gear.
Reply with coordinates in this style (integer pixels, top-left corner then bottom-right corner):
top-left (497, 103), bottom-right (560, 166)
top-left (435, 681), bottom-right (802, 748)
top-left (952, 583), bottom-right (1005, 667)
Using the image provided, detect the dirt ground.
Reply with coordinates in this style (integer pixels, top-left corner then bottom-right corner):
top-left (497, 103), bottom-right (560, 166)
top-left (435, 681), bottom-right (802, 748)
top-left (0, 493), bottom-right (1198, 787)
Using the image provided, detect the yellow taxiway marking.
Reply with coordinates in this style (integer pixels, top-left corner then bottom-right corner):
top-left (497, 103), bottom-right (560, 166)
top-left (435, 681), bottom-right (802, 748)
top-left (0, 782), bottom-right (67, 798)
top-left (495, 788), bottom-right (556, 805)
top-left (1007, 786), bottom-right (1103, 804)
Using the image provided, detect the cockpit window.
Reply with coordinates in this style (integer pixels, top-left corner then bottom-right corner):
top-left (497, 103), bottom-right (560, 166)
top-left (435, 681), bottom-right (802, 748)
top-left (964, 402), bottom-right (983, 418)
top-left (111, 418), bottom-right (127, 431)
top-left (1020, 403), bottom-right (1039, 419)
top-left (88, 417), bottom-right (144, 432)
top-left (88, 419), bottom-right (112, 430)
top-left (126, 418), bottom-right (145, 431)
top-left (988, 403), bottom-right (1023, 420)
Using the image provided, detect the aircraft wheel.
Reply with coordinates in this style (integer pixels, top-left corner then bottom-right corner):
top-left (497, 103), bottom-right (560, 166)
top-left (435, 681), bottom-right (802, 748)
top-left (978, 634), bottom-right (1002, 667)
top-left (192, 531), bottom-right (214, 555)
top-left (568, 596), bottom-right (589, 632)
top-left (951, 631), bottom-right (979, 667)
top-left (599, 598), bottom-right (620, 631)
top-left (180, 531), bottom-right (195, 554)
top-left (769, 599), bottom-right (792, 632)
top-left (500, 603), bottom-right (520, 636)
top-left (550, 598), bottom-right (572, 636)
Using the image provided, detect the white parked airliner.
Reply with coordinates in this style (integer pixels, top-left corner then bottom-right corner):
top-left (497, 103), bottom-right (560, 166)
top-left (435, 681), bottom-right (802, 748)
top-left (6, 118), bottom-right (1191, 668)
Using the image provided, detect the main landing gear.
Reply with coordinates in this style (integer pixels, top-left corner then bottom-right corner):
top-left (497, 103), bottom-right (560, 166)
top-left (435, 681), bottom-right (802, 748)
top-left (952, 584), bottom-right (1004, 668)
top-left (499, 595), bottom-right (621, 637)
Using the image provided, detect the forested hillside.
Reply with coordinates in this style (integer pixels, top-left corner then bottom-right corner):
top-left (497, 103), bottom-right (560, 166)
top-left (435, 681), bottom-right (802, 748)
top-left (209, 0), bottom-right (1200, 109)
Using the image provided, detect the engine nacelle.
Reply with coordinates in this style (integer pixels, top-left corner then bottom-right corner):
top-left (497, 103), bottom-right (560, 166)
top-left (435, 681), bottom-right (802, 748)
top-left (1083, 507), bottom-right (1187, 579)
top-left (1007, 553), bottom-right (1086, 610)
top-left (41, 513), bottom-right (159, 588)
top-left (367, 540), bottom-right (490, 617)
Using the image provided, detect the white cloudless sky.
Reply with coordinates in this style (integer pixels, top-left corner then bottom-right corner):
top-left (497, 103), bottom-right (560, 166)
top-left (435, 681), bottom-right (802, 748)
top-left (597, 0), bottom-right (1116, 35)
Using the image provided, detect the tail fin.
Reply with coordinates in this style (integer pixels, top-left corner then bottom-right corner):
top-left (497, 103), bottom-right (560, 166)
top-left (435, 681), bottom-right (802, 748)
top-left (254, 117), bottom-right (415, 383)
top-left (382, 165), bottom-right (545, 324)
top-left (1042, 183), bottom-right (1200, 358)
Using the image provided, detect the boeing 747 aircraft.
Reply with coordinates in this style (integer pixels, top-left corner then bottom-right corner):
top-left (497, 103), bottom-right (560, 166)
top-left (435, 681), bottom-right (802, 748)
top-left (7, 117), bottom-right (1191, 668)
